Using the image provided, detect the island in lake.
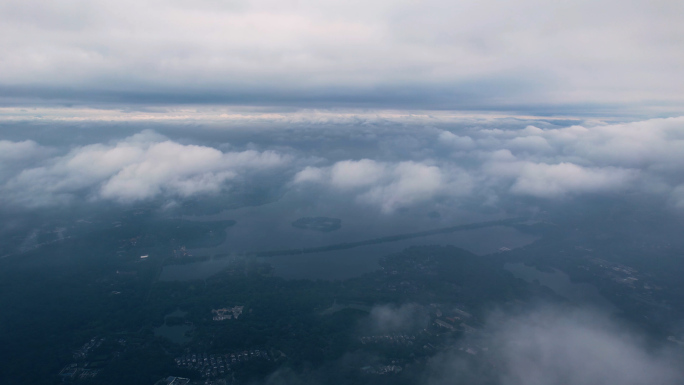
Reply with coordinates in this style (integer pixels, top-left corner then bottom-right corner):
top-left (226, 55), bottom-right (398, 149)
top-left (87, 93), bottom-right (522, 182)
top-left (291, 217), bottom-right (341, 232)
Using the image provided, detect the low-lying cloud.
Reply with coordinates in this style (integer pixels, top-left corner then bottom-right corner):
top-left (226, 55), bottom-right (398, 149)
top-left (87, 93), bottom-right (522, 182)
top-left (471, 117), bottom-right (684, 200)
top-left (2, 116), bottom-right (684, 212)
top-left (0, 130), bottom-right (289, 207)
top-left (363, 303), bottom-right (430, 334)
top-left (289, 116), bottom-right (684, 210)
top-left (293, 159), bottom-right (472, 213)
top-left (426, 305), bottom-right (683, 385)
top-left (0, 139), bottom-right (43, 161)
top-left (485, 159), bottom-right (636, 198)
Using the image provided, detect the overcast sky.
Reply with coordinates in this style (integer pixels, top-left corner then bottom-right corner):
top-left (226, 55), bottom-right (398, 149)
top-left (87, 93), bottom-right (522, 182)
top-left (0, 0), bottom-right (683, 114)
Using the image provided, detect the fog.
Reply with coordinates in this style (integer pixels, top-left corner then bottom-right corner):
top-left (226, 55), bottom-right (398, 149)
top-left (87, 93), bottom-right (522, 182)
top-left (426, 305), bottom-right (684, 385)
top-left (251, 304), bottom-right (684, 385)
top-left (362, 303), bottom-right (430, 334)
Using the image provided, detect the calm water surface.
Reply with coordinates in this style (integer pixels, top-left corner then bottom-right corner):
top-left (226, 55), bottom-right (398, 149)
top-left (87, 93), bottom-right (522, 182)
top-left (505, 263), bottom-right (618, 312)
top-left (161, 195), bottom-right (539, 281)
top-left (160, 225), bottom-right (538, 281)
top-left (153, 309), bottom-right (193, 344)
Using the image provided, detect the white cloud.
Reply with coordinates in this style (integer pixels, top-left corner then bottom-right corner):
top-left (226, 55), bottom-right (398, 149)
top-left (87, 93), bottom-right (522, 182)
top-left (485, 161), bottom-right (636, 198)
top-left (428, 306), bottom-right (683, 385)
top-left (511, 163), bottom-right (636, 198)
top-left (506, 135), bottom-right (552, 153)
top-left (1, 131), bottom-right (289, 206)
top-left (359, 162), bottom-right (444, 213)
top-left (0, 140), bottom-right (43, 161)
top-left (364, 303), bottom-right (429, 333)
top-left (286, 116), bottom-right (684, 209)
top-left (4, 115), bottom-right (684, 210)
top-left (330, 159), bottom-right (386, 189)
top-left (292, 166), bottom-right (326, 184)
top-left (293, 159), bottom-right (465, 213)
top-left (0, 139), bottom-right (47, 181)
top-left (442, 117), bottom-right (684, 203)
top-left (502, 118), bottom-right (684, 171)
top-left (476, 117), bottom-right (684, 170)
top-left (438, 131), bottom-right (475, 150)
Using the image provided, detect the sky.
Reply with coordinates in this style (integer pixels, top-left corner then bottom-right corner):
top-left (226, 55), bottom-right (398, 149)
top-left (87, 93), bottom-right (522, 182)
top-left (0, 0), bottom-right (682, 114)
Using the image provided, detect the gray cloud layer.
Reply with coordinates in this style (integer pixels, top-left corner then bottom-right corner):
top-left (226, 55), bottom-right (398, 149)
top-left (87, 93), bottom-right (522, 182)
top-left (0, 0), bottom-right (682, 111)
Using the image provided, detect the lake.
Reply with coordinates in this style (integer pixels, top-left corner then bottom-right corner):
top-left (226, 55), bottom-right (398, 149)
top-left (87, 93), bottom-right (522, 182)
top-left (505, 263), bottom-right (618, 312)
top-left (160, 194), bottom-right (539, 281)
top-left (153, 309), bottom-right (193, 344)
top-left (160, 224), bottom-right (538, 281)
